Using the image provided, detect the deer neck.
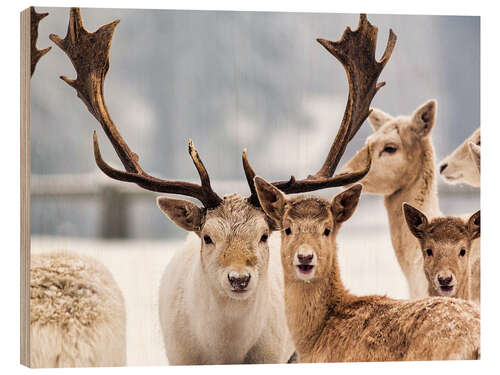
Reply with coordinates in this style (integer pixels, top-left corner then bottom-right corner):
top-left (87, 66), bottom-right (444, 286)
top-left (384, 142), bottom-right (441, 268)
top-left (456, 267), bottom-right (472, 301)
top-left (283, 245), bottom-right (350, 358)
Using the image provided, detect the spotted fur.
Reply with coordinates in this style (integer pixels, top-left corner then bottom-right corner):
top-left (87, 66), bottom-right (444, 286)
top-left (254, 179), bottom-right (480, 362)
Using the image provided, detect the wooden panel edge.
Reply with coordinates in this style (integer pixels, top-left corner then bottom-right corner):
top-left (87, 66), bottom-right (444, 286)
top-left (20, 7), bottom-right (31, 368)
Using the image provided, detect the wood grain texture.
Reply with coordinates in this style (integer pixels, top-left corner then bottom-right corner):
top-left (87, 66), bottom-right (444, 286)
top-left (20, 7), bottom-right (31, 367)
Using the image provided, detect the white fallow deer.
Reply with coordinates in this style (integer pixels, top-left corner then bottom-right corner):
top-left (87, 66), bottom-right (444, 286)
top-left (403, 204), bottom-right (480, 301)
top-left (439, 128), bottom-right (480, 187)
top-left (254, 177), bottom-right (480, 362)
top-left (51, 10), bottom-right (394, 365)
top-left (339, 101), bottom-right (480, 301)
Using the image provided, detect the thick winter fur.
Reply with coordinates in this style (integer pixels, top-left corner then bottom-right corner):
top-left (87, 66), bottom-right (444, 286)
top-left (439, 128), bottom-right (480, 187)
top-left (340, 100), bottom-right (480, 301)
top-left (403, 204), bottom-right (480, 301)
top-left (30, 252), bottom-right (126, 368)
top-left (157, 194), bottom-right (294, 365)
top-left (254, 178), bottom-right (480, 362)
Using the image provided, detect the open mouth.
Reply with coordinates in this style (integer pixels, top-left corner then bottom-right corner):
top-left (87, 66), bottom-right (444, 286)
top-left (297, 265), bottom-right (314, 274)
top-left (439, 285), bottom-right (454, 293)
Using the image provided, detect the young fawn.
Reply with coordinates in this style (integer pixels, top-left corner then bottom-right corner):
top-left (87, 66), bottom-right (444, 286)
top-left (254, 177), bottom-right (480, 362)
top-left (340, 101), bottom-right (480, 302)
top-left (403, 204), bottom-right (480, 301)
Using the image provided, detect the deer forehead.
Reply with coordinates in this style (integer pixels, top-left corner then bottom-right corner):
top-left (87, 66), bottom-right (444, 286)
top-left (204, 215), bottom-right (268, 241)
top-left (204, 196), bottom-right (268, 240)
top-left (208, 194), bottom-right (265, 223)
top-left (452, 128), bottom-right (480, 158)
top-left (284, 197), bottom-right (333, 223)
top-left (424, 218), bottom-right (470, 245)
top-left (470, 128), bottom-right (481, 144)
top-left (367, 122), bottom-right (402, 145)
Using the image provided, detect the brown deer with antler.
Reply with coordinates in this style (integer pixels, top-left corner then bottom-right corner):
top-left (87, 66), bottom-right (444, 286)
top-left (252, 16), bottom-right (479, 362)
top-left (51, 9), bottom-right (390, 365)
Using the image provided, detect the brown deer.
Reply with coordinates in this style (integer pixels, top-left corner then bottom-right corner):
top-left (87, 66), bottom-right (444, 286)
top-left (403, 203), bottom-right (480, 301)
top-left (50, 10), bottom-right (395, 365)
top-left (254, 177), bottom-right (480, 362)
top-left (339, 102), bottom-right (480, 302)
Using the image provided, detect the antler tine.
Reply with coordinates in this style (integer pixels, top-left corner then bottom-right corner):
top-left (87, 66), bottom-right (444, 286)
top-left (242, 149), bottom-right (259, 206)
top-left (314, 14), bottom-right (396, 177)
top-left (51, 8), bottom-right (222, 209)
top-left (30, 7), bottom-right (51, 77)
top-left (245, 14), bottom-right (395, 204)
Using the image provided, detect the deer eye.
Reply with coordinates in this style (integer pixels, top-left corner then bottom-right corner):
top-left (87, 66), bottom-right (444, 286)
top-left (426, 248), bottom-right (433, 256)
top-left (203, 235), bottom-right (213, 245)
top-left (285, 228), bottom-right (292, 235)
top-left (323, 228), bottom-right (331, 236)
top-left (383, 145), bottom-right (398, 154)
top-left (260, 234), bottom-right (268, 243)
top-left (459, 248), bottom-right (466, 257)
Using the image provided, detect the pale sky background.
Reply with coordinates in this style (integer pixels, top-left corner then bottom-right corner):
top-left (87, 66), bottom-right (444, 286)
top-left (30, 8), bottom-right (480, 238)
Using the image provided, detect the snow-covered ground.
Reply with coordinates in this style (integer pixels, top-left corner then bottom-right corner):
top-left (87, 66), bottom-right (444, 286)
top-left (31, 226), bottom-right (406, 367)
top-left (30, 188), bottom-right (479, 366)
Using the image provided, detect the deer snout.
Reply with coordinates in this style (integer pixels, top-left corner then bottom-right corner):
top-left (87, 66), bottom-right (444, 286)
top-left (297, 253), bottom-right (314, 264)
top-left (228, 271), bottom-right (251, 291)
top-left (433, 271), bottom-right (457, 296)
top-left (437, 274), bottom-right (454, 286)
top-left (293, 245), bottom-right (317, 279)
top-left (439, 163), bottom-right (448, 174)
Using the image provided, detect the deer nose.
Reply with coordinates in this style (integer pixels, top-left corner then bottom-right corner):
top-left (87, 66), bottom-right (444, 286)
top-left (297, 254), bottom-right (314, 264)
top-left (228, 272), bottom-right (251, 290)
top-left (439, 163), bottom-right (448, 174)
top-left (437, 274), bottom-right (453, 286)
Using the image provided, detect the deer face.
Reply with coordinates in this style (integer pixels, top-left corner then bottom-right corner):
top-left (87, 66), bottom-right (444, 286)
top-left (254, 177), bottom-right (361, 283)
top-left (340, 100), bottom-right (437, 195)
top-left (403, 204), bottom-right (480, 298)
top-left (157, 194), bottom-right (271, 300)
top-left (439, 128), bottom-right (480, 187)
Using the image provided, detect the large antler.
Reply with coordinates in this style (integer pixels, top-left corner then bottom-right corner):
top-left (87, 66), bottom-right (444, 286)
top-left (49, 8), bottom-right (222, 209)
top-left (245, 14), bottom-right (396, 205)
top-left (30, 7), bottom-right (51, 77)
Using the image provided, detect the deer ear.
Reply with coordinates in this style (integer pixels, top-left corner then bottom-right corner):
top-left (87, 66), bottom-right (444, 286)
top-left (254, 176), bottom-right (286, 227)
top-left (157, 197), bottom-right (204, 232)
top-left (402, 203), bottom-right (428, 239)
top-left (331, 184), bottom-right (362, 224)
top-left (411, 99), bottom-right (437, 137)
top-left (368, 108), bottom-right (393, 131)
top-left (467, 210), bottom-right (480, 240)
top-left (468, 142), bottom-right (481, 173)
